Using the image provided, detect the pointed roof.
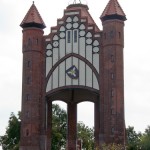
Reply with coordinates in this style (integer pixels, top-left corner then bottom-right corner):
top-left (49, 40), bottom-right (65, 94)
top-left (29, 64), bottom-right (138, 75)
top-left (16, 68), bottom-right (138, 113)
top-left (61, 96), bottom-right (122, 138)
top-left (20, 2), bottom-right (46, 29)
top-left (66, 4), bottom-right (100, 32)
top-left (100, 0), bottom-right (126, 21)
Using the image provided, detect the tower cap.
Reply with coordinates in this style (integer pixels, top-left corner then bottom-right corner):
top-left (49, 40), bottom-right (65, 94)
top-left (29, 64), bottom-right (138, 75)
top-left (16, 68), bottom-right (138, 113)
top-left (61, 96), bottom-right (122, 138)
top-left (20, 2), bottom-right (46, 29)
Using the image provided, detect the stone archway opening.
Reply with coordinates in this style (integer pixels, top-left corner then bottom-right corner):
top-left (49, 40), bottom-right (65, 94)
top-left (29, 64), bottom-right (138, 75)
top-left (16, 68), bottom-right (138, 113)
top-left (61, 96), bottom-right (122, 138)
top-left (52, 100), bottom-right (67, 150)
top-left (77, 102), bottom-right (94, 128)
top-left (46, 88), bottom-right (99, 149)
top-left (77, 102), bottom-right (94, 149)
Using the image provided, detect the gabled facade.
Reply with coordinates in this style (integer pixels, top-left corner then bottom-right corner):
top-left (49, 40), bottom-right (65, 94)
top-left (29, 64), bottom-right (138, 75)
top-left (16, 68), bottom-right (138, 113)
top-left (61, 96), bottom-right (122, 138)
top-left (20, 0), bottom-right (126, 149)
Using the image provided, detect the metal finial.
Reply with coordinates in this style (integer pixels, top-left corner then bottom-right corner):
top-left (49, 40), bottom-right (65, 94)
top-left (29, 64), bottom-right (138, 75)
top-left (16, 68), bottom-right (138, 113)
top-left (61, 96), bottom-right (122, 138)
top-left (73, 0), bottom-right (81, 4)
top-left (33, 1), bottom-right (34, 4)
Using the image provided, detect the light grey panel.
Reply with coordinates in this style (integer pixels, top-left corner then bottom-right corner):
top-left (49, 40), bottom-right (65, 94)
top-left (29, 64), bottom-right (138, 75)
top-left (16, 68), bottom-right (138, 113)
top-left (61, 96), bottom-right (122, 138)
top-left (53, 48), bottom-right (59, 66)
top-left (73, 57), bottom-right (79, 85)
top-left (79, 24), bottom-right (85, 30)
top-left (88, 27), bottom-right (93, 30)
top-left (73, 29), bottom-right (79, 54)
top-left (53, 35), bottom-right (59, 40)
top-left (93, 54), bottom-right (99, 73)
top-left (53, 41), bottom-right (59, 47)
top-left (86, 65), bottom-right (92, 88)
top-left (79, 37), bottom-right (85, 58)
top-left (66, 17), bottom-right (72, 22)
top-left (73, 23), bottom-right (79, 29)
top-left (65, 12), bottom-right (79, 15)
top-left (73, 16), bottom-right (79, 22)
top-left (93, 47), bottom-right (99, 53)
top-left (80, 31), bottom-right (85, 37)
top-left (52, 30), bottom-right (57, 33)
top-left (46, 44), bottom-right (52, 49)
top-left (86, 38), bottom-right (92, 45)
top-left (59, 39), bottom-right (65, 59)
top-left (66, 57), bottom-right (72, 85)
top-left (66, 30), bottom-right (72, 54)
top-left (46, 57), bottom-right (52, 76)
top-left (46, 76), bottom-right (52, 92)
top-left (86, 45), bottom-right (92, 63)
top-left (46, 38), bottom-right (50, 42)
top-left (59, 61), bottom-right (65, 87)
top-left (60, 32), bottom-right (65, 38)
top-left (66, 23), bottom-right (72, 29)
top-left (86, 32), bottom-right (92, 38)
top-left (58, 21), bottom-right (64, 25)
top-left (46, 50), bottom-right (52, 56)
top-left (93, 73), bottom-right (99, 90)
top-left (60, 26), bottom-right (65, 31)
top-left (79, 60), bottom-right (85, 86)
top-left (52, 67), bottom-right (58, 89)
top-left (93, 40), bottom-right (99, 46)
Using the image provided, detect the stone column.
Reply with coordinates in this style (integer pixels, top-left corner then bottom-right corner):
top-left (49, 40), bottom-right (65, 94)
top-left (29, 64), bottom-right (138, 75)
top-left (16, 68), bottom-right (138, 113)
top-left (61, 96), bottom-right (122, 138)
top-left (95, 100), bottom-right (100, 149)
top-left (67, 102), bottom-right (77, 150)
top-left (46, 101), bottom-right (52, 150)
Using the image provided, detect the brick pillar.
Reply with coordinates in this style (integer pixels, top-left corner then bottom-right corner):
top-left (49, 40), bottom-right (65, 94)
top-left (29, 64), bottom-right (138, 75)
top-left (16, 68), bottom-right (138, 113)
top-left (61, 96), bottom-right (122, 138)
top-left (95, 100), bottom-right (100, 149)
top-left (46, 101), bottom-right (52, 150)
top-left (67, 103), bottom-right (77, 150)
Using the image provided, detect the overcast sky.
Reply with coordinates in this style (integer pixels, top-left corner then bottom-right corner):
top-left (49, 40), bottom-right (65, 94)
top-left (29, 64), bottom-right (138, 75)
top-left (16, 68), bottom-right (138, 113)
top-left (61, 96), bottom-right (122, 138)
top-left (0, 0), bottom-right (150, 148)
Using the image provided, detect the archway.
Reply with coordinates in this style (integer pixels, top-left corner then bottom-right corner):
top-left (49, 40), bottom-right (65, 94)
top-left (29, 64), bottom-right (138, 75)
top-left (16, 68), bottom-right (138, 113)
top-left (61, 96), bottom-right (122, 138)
top-left (77, 102), bottom-right (94, 149)
top-left (46, 88), bottom-right (99, 149)
top-left (77, 102), bottom-right (94, 128)
top-left (52, 101), bottom-right (67, 150)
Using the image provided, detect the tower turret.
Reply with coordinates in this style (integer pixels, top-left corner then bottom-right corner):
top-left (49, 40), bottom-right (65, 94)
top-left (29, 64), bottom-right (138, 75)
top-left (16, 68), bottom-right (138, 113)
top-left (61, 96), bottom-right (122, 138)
top-left (101, 0), bottom-right (126, 22)
top-left (20, 2), bottom-right (46, 150)
top-left (100, 0), bottom-right (126, 145)
top-left (20, 2), bottom-right (46, 29)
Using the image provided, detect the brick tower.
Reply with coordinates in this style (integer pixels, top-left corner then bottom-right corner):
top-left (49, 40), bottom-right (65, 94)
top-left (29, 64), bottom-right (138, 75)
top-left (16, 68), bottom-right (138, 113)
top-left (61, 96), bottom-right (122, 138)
top-left (100, 0), bottom-right (127, 145)
top-left (20, 0), bottom-right (126, 149)
top-left (20, 2), bottom-right (46, 150)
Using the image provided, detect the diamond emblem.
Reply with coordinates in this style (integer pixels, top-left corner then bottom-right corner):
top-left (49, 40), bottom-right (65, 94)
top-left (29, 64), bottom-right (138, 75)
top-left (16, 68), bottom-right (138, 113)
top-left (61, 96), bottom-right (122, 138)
top-left (66, 65), bottom-right (79, 79)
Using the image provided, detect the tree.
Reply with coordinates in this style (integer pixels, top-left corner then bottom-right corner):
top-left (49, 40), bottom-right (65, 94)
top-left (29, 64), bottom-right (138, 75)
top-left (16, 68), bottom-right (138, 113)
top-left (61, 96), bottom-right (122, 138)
top-left (101, 143), bottom-right (125, 150)
top-left (77, 121), bottom-right (94, 149)
top-left (52, 104), bottom-right (94, 150)
top-left (51, 104), bottom-right (67, 149)
top-left (0, 104), bottom-right (94, 150)
top-left (126, 126), bottom-right (142, 150)
top-left (0, 112), bottom-right (21, 150)
top-left (140, 126), bottom-right (150, 150)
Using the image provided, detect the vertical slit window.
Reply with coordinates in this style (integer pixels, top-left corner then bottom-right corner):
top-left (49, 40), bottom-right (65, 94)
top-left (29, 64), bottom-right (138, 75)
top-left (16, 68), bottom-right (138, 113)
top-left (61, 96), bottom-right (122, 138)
top-left (27, 77), bottom-right (31, 85)
top-left (28, 38), bottom-right (31, 45)
top-left (26, 129), bottom-right (29, 136)
top-left (27, 60), bottom-right (31, 68)
top-left (74, 30), bottom-right (77, 43)
top-left (111, 127), bottom-right (115, 134)
top-left (111, 108), bottom-right (115, 115)
top-left (118, 32), bottom-right (121, 39)
top-left (67, 31), bottom-right (71, 43)
top-left (111, 73), bottom-right (114, 79)
top-left (111, 55), bottom-right (115, 62)
top-left (111, 89), bottom-right (114, 97)
top-left (26, 111), bottom-right (29, 118)
top-left (104, 33), bottom-right (106, 39)
top-left (26, 94), bottom-right (30, 101)
top-left (36, 38), bottom-right (38, 45)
